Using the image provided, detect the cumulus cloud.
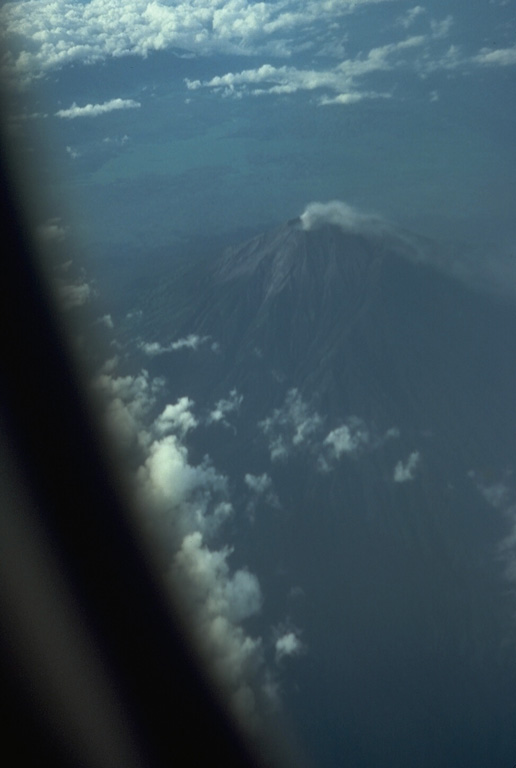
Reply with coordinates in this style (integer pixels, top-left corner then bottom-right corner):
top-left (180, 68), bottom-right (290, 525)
top-left (55, 98), bottom-right (140, 119)
top-left (260, 391), bottom-right (399, 470)
top-left (184, 30), bottom-right (455, 102)
top-left (37, 219), bottom-right (66, 243)
top-left (317, 417), bottom-right (398, 471)
top-left (171, 532), bottom-right (264, 721)
top-left (473, 46), bottom-right (516, 67)
top-left (57, 281), bottom-right (93, 310)
top-left (93, 363), bottom-right (273, 722)
top-left (244, 473), bottom-right (272, 495)
top-left (0, 0), bottom-right (399, 80)
top-left (136, 425), bottom-right (268, 720)
top-left (139, 334), bottom-right (210, 356)
top-left (208, 389), bottom-right (243, 426)
top-left (244, 473), bottom-right (279, 515)
top-left (137, 434), bottom-right (231, 540)
top-left (95, 314), bottom-right (114, 330)
top-left (272, 622), bottom-right (305, 664)
top-left (323, 418), bottom-right (371, 459)
top-left (259, 389), bottom-right (323, 462)
top-left (153, 397), bottom-right (198, 438)
top-left (393, 451), bottom-right (420, 483)
top-left (93, 369), bottom-right (164, 448)
top-left (275, 631), bottom-right (304, 663)
top-left (2, 0), bottom-right (509, 95)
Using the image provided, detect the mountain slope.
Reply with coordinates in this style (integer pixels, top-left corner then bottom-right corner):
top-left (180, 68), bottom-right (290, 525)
top-left (132, 217), bottom-right (516, 768)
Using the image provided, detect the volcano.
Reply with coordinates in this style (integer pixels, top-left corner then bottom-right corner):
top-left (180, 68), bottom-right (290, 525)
top-left (134, 217), bottom-right (516, 768)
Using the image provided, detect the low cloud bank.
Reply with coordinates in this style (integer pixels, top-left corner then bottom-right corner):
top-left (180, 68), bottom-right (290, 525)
top-left (172, 532), bottom-right (263, 720)
top-left (94, 368), bottom-right (269, 722)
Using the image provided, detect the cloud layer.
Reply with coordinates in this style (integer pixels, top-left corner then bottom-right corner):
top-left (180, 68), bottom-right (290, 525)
top-left (3, 0), bottom-right (515, 90)
top-left (92, 366), bottom-right (270, 721)
top-left (1, 0), bottom-right (397, 80)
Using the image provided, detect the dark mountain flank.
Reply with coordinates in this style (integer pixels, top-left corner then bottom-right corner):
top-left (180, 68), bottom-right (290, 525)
top-left (135, 219), bottom-right (516, 768)
top-left (144, 219), bottom-right (516, 463)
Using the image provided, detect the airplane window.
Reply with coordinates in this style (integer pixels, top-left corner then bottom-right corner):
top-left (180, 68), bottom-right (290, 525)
top-left (2, 2), bottom-right (516, 767)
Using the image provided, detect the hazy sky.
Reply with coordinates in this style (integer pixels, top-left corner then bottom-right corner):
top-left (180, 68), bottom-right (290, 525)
top-left (2, 0), bottom-right (516, 248)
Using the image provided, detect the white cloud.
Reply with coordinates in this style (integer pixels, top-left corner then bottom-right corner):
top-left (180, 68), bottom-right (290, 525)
top-left (103, 134), bottom-right (129, 145)
top-left (139, 334), bottom-right (210, 356)
top-left (93, 369), bottom-right (164, 449)
top-left (56, 281), bottom-right (93, 310)
top-left (259, 389), bottom-right (323, 462)
top-left (474, 46), bottom-right (516, 67)
top-left (430, 15), bottom-right (453, 40)
top-left (171, 531), bottom-right (264, 723)
top-left (55, 98), bottom-right (141, 119)
top-left (244, 473), bottom-right (272, 495)
top-left (468, 471), bottom-right (512, 511)
top-left (244, 473), bottom-right (279, 514)
top-left (66, 146), bottom-right (81, 159)
top-left (318, 417), bottom-right (398, 471)
top-left (0, 0), bottom-right (399, 80)
top-left (185, 35), bottom-right (424, 102)
top-left (396, 6), bottom-right (426, 29)
top-left (323, 418), bottom-right (370, 459)
top-left (207, 389), bottom-right (243, 426)
top-left (93, 364), bottom-right (275, 723)
top-left (393, 451), bottom-right (420, 483)
top-left (137, 431), bottom-right (265, 721)
top-left (100, 355), bottom-right (119, 374)
top-left (37, 219), bottom-right (66, 242)
top-left (469, 472), bottom-right (516, 589)
top-left (274, 631), bottom-right (304, 663)
top-left (300, 200), bottom-right (388, 235)
top-left (318, 91), bottom-right (378, 105)
top-left (153, 397), bottom-right (198, 438)
top-left (95, 314), bottom-right (114, 330)
top-left (137, 433), bottom-right (231, 539)
top-left (299, 200), bottom-right (428, 266)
